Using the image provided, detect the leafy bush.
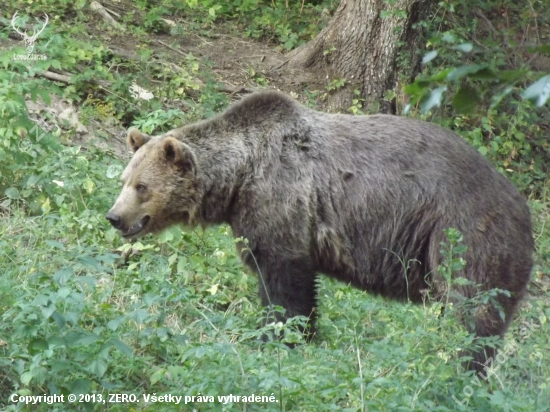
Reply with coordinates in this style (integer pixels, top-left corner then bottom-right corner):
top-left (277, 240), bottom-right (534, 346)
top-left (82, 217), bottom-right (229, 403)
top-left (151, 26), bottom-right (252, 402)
top-left (1, 184), bottom-right (548, 410)
top-left (403, 0), bottom-right (550, 195)
top-left (180, 0), bottom-right (337, 50)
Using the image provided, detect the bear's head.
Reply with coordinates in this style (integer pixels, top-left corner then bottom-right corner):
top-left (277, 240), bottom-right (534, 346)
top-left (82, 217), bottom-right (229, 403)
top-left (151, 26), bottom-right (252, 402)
top-left (106, 128), bottom-right (200, 238)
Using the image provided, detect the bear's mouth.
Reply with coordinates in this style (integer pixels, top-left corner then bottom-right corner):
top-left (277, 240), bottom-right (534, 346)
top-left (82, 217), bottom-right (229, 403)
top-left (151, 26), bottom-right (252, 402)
top-left (121, 216), bottom-right (150, 238)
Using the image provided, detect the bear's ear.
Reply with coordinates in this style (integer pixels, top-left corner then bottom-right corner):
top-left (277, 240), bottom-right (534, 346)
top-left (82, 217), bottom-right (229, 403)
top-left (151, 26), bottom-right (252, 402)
top-left (127, 128), bottom-right (151, 153)
top-left (162, 137), bottom-right (197, 174)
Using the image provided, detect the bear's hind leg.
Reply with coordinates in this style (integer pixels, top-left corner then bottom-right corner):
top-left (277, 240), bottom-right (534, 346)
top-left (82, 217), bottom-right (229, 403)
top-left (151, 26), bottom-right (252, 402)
top-left (469, 294), bottom-right (522, 372)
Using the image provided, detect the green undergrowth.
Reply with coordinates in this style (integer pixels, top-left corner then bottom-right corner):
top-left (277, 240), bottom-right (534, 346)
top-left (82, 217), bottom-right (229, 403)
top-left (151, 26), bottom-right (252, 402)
top-left (175, 0), bottom-right (338, 51)
top-left (0, 145), bottom-right (549, 410)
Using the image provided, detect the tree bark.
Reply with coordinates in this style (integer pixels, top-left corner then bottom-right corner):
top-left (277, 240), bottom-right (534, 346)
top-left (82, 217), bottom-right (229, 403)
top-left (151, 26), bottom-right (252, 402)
top-left (287, 0), bottom-right (434, 112)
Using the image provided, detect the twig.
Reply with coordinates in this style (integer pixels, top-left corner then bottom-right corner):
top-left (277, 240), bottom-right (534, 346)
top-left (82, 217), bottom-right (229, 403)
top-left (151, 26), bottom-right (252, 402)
top-left (40, 70), bottom-right (111, 88)
top-left (156, 39), bottom-right (188, 57)
top-left (90, 1), bottom-right (122, 29)
top-left (40, 70), bottom-right (70, 83)
top-left (473, 9), bottom-right (509, 47)
top-left (219, 84), bottom-right (254, 95)
top-left (528, 0), bottom-right (541, 42)
top-left (102, 5), bottom-right (121, 18)
top-left (355, 342), bottom-right (365, 412)
top-left (270, 59), bottom-right (290, 72)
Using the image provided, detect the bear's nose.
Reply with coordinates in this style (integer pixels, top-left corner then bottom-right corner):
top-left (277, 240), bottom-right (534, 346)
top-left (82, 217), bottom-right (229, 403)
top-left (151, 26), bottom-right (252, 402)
top-left (106, 211), bottom-right (121, 229)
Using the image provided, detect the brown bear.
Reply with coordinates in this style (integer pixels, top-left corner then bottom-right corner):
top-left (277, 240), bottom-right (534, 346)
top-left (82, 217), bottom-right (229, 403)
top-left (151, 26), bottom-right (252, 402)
top-left (106, 90), bottom-right (533, 371)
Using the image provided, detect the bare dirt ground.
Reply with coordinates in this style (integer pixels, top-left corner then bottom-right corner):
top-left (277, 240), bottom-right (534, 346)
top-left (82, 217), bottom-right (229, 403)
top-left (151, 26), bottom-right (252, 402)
top-left (134, 26), bottom-right (326, 101)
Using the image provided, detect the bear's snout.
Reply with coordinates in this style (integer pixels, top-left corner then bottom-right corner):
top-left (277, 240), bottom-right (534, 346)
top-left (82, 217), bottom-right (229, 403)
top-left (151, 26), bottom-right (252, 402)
top-left (105, 209), bottom-right (150, 238)
top-left (106, 211), bottom-right (122, 229)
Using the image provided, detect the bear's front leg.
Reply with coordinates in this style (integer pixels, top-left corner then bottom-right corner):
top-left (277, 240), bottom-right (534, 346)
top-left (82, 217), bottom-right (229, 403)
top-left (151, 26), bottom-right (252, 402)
top-left (256, 257), bottom-right (318, 341)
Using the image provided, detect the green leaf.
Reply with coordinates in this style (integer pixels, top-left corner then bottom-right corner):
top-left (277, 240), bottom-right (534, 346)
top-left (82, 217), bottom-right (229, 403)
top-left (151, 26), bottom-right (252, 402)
top-left (89, 357), bottom-right (108, 378)
top-left (404, 81), bottom-right (427, 96)
top-left (49, 60), bottom-right (63, 71)
top-left (78, 255), bottom-right (104, 271)
top-left (41, 302), bottom-right (56, 319)
top-left (158, 229), bottom-right (174, 243)
top-left (83, 178), bottom-right (95, 194)
top-left (111, 338), bottom-right (133, 357)
top-left (66, 331), bottom-right (99, 346)
top-left (21, 371), bottom-right (33, 386)
top-left (496, 69), bottom-right (528, 82)
top-left (5, 187), bottom-right (20, 199)
top-left (70, 379), bottom-right (91, 395)
top-left (57, 287), bottom-right (71, 299)
top-left (490, 86), bottom-right (513, 109)
top-left (150, 368), bottom-right (166, 385)
top-left (28, 338), bottom-right (49, 355)
top-left (447, 64), bottom-right (486, 81)
top-left (427, 68), bottom-right (453, 82)
top-left (420, 86), bottom-right (447, 113)
top-left (51, 311), bottom-right (66, 328)
top-left (177, 257), bottom-right (187, 273)
top-left (30, 87), bottom-right (39, 103)
top-left (529, 44), bottom-right (550, 55)
top-left (106, 164), bottom-right (123, 179)
top-left (33, 367), bottom-right (48, 385)
top-left (107, 315), bottom-right (126, 331)
top-left (522, 75), bottom-right (550, 106)
top-left (442, 32), bottom-right (455, 43)
top-left (422, 51), bottom-right (438, 65)
top-left (53, 267), bottom-right (73, 285)
top-left (104, 228), bottom-right (117, 243)
top-left (45, 240), bottom-right (64, 250)
top-left (468, 68), bottom-right (496, 80)
top-left (453, 43), bottom-right (473, 52)
top-left (96, 253), bottom-right (120, 265)
top-left (129, 309), bottom-right (148, 324)
top-left (452, 86), bottom-right (481, 114)
top-left (284, 39), bottom-right (296, 51)
top-left (77, 276), bottom-right (97, 287)
top-left (37, 88), bottom-right (51, 105)
top-left (394, 10), bottom-right (407, 18)
top-left (32, 294), bottom-right (49, 306)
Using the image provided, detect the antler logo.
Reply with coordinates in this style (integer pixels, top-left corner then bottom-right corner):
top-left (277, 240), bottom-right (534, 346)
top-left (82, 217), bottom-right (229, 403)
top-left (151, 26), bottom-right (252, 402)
top-left (11, 12), bottom-right (49, 57)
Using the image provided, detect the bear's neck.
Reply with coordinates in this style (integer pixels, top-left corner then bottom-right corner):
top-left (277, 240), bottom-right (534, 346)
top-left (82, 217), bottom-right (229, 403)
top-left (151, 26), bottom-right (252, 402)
top-left (183, 115), bottom-right (297, 227)
top-left (193, 137), bottom-right (251, 225)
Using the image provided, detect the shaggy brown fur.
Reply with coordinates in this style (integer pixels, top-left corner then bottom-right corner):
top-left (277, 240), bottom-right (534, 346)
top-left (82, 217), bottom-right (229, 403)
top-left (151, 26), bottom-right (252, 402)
top-left (107, 91), bottom-right (533, 371)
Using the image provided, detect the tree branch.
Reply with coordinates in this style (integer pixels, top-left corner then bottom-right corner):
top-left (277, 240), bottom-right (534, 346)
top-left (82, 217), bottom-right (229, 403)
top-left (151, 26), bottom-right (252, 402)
top-left (90, 1), bottom-right (122, 29)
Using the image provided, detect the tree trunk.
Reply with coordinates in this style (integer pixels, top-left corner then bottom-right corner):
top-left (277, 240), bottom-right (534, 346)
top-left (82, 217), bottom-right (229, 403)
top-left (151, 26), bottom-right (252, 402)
top-left (287, 0), bottom-right (434, 112)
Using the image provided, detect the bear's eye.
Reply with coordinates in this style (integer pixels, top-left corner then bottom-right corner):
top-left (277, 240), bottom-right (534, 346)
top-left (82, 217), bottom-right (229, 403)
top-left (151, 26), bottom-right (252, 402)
top-left (136, 184), bottom-right (147, 193)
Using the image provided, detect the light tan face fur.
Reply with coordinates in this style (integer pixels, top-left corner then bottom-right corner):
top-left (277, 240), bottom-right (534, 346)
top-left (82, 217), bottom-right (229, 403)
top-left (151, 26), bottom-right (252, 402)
top-left (106, 129), bottom-right (199, 238)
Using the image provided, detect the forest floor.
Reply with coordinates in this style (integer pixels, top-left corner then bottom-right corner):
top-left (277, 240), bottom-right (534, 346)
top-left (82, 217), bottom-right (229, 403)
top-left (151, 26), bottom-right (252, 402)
top-left (1, 9), bottom-right (329, 158)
